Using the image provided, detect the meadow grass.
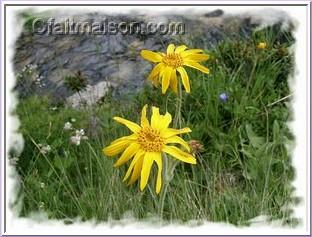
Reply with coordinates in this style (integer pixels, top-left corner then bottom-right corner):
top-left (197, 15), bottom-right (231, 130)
top-left (12, 26), bottom-right (299, 226)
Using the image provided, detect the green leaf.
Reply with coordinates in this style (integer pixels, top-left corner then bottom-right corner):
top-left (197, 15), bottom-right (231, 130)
top-left (245, 124), bottom-right (265, 148)
top-left (54, 151), bottom-right (73, 170)
top-left (273, 120), bottom-right (280, 141)
top-left (241, 148), bottom-right (254, 159)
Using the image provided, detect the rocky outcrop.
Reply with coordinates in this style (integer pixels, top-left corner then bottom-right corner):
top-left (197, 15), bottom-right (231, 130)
top-left (13, 9), bottom-right (292, 106)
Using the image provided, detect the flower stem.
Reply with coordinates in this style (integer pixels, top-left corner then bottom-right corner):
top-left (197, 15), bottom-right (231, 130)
top-left (158, 153), bottom-right (169, 219)
top-left (173, 80), bottom-right (183, 129)
top-left (158, 80), bottom-right (183, 219)
top-left (158, 154), bottom-right (178, 219)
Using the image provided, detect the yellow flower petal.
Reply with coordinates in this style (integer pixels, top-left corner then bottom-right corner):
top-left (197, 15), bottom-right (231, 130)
top-left (150, 76), bottom-right (159, 86)
top-left (151, 109), bottom-right (171, 131)
top-left (159, 65), bottom-right (165, 80)
top-left (158, 112), bottom-right (172, 131)
top-left (161, 67), bottom-right (172, 94)
top-left (167, 44), bottom-right (175, 54)
top-left (163, 146), bottom-right (196, 164)
top-left (147, 63), bottom-right (164, 81)
top-left (113, 143), bottom-right (140, 167)
top-left (165, 136), bottom-right (191, 152)
top-left (180, 49), bottom-right (203, 57)
top-left (123, 150), bottom-right (145, 182)
top-left (113, 117), bottom-right (141, 133)
top-left (141, 105), bottom-right (149, 128)
top-left (184, 53), bottom-right (209, 62)
top-left (110, 134), bottom-right (137, 145)
top-left (103, 139), bottom-right (130, 156)
top-left (169, 69), bottom-right (178, 94)
top-left (183, 60), bottom-right (210, 74)
top-left (141, 50), bottom-right (163, 63)
top-left (177, 67), bottom-right (190, 93)
top-left (153, 153), bottom-right (163, 194)
top-left (161, 127), bottom-right (192, 138)
top-left (140, 153), bottom-right (155, 191)
top-left (127, 155), bottom-right (144, 185)
top-left (175, 45), bottom-right (187, 53)
top-left (257, 42), bottom-right (267, 49)
top-left (151, 106), bottom-right (161, 130)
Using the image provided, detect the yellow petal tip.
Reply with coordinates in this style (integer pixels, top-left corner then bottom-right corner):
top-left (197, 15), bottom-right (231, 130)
top-left (102, 148), bottom-right (109, 156)
top-left (113, 116), bottom-right (120, 121)
top-left (190, 158), bottom-right (197, 164)
top-left (113, 163), bottom-right (120, 168)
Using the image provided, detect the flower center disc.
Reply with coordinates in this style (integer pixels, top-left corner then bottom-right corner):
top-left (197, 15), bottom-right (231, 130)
top-left (163, 53), bottom-right (184, 68)
top-left (137, 128), bottom-right (164, 152)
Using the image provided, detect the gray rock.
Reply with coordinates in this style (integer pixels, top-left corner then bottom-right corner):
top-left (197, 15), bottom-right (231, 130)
top-left (13, 10), bottom-right (292, 105)
top-left (204, 9), bottom-right (224, 18)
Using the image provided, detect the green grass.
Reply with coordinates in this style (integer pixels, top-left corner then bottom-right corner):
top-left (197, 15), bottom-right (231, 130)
top-left (12, 26), bottom-right (299, 226)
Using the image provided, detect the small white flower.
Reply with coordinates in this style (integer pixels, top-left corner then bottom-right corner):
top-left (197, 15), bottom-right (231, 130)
top-left (39, 202), bottom-right (45, 208)
top-left (40, 145), bottom-right (51, 155)
top-left (75, 129), bottom-right (85, 137)
top-left (45, 145), bottom-right (51, 151)
top-left (51, 107), bottom-right (58, 111)
top-left (70, 118), bottom-right (76, 123)
top-left (70, 135), bottom-right (81, 146)
top-left (69, 128), bottom-right (87, 146)
top-left (63, 122), bottom-right (73, 131)
top-left (40, 182), bottom-right (45, 188)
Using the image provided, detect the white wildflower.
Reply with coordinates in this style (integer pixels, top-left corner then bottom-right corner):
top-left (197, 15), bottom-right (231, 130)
top-left (40, 182), bottom-right (45, 188)
top-left (40, 145), bottom-right (51, 155)
top-left (70, 118), bottom-right (76, 123)
top-left (63, 122), bottom-right (73, 131)
top-left (70, 135), bottom-right (81, 146)
top-left (39, 202), bottom-right (45, 209)
top-left (75, 129), bottom-right (85, 137)
top-left (69, 129), bottom-right (87, 146)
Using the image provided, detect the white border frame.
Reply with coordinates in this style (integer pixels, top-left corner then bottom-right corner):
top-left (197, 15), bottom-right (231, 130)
top-left (1, 1), bottom-right (310, 236)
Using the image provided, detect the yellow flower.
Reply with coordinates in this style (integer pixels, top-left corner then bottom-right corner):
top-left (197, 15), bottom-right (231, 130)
top-left (102, 105), bottom-right (196, 194)
top-left (141, 44), bottom-right (210, 94)
top-left (257, 42), bottom-right (267, 49)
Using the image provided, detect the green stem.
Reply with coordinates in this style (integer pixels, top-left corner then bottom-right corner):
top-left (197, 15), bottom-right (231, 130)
top-left (173, 80), bottom-right (183, 129)
top-left (158, 154), bottom-right (178, 219)
top-left (158, 153), bottom-right (169, 219)
top-left (158, 80), bottom-right (183, 219)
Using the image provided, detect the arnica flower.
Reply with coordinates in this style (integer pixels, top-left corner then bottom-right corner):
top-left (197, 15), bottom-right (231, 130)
top-left (256, 42), bottom-right (267, 49)
top-left (103, 105), bottom-right (196, 194)
top-left (141, 44), bottom-right (210, 94)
